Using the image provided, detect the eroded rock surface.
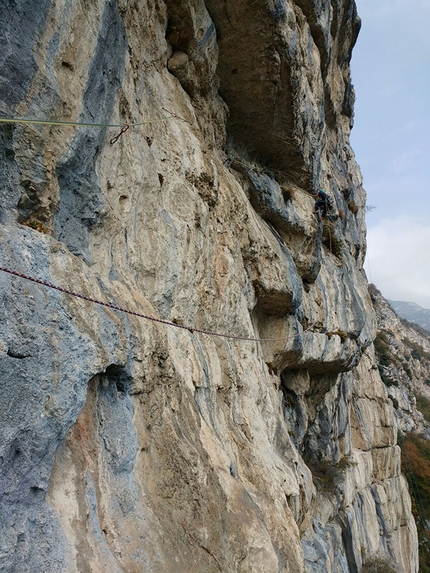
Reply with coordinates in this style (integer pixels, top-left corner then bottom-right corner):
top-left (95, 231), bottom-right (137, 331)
top-left (370, 285), bottom-right (430, 437)
top-left (0, 1), bottom-right (418, 572)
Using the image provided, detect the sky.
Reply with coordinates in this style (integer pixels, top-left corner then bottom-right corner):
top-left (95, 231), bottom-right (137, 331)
top-left (350, 0), bottom-right (430, 309)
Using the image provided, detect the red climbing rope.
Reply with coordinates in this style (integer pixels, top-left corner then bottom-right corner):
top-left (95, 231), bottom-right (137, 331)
top-left (109, 123), bottom-right (129, 145)
top-left (0, 265), bottom-right (315, 343)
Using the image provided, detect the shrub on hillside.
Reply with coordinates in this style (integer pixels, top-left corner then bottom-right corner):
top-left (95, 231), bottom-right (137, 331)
top-left (322, 223), bottom-right (343, 258)
top-left (400, 433), bottom-right (430, 572)
top-left (305, 455), bottom-right (356, 496)
top-left (362, 556), bottom-right (397, 573)
top-left (368, 283), bottom-right (382, 302)
top-left (416, 395), bottom-right (430, 423)
top-left (374, 331), bottom-right (391, 367)
top-left (402, 337), bottom-right (430, 361)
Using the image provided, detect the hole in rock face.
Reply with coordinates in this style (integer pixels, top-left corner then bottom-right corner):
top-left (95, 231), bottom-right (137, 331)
top-left (252, 288), bottom-right (299, 318)
top-left (30, 485), bottom-right (44, 495)
top-left (5, 147), bottom-right (15, 160)
top-left (165, 5), bottom-right (192, 53)
top-left (104, 364), bottom-right (133, 394)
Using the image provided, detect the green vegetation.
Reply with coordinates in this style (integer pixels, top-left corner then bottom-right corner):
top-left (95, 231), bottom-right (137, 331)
top-left (21, 218), bottom-right (50, 234)
top-left (305, 455), bottom-right (356, 495)
top-left (368, 283), bottom-right (382, 303)
top-left (416, 395), bottom-right (430, 423)
top-left (400, 433), bottom-right (430, 572)
top-left (373, 330), bottom-right (413, 385)
top-left (327, 329), bottom-right (348, 342)
top-left (362, 556), bottom-right (397, 573)
top-left (402, 337), bottom-right (430, 362)
top-left (322, 222), bottom-right (343, 258)
top-left (374, 331), bottom-right (391, 367)
top-left (372, 329), bottom-right (425, 382)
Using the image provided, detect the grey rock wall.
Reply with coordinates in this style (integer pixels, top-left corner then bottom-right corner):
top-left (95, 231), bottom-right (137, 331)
top-left (0, 1), bottom-right (418, 572)
top-left (370, 285), bottom-right (430, 437)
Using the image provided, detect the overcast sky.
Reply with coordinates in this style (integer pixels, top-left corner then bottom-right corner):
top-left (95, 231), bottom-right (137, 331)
top-left (350, 0), bottom-right (430, 309)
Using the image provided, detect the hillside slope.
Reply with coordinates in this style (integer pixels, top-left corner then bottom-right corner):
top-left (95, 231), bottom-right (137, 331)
top-left (388, 300), bottom-right (430, 334)
top-left (370, 285), bottom-right (430, 436)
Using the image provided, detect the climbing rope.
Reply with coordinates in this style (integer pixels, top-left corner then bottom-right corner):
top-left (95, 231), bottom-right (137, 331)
top-left (0, 265), bottom-right (316, 343)
top-left (0, 117), bottom-right (124, 128)
top-left (0, 108), bottom-right (190, 145)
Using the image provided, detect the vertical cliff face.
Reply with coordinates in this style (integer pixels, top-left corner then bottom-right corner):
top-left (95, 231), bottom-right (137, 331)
top-left (0, 1), bottom-right (418, 572)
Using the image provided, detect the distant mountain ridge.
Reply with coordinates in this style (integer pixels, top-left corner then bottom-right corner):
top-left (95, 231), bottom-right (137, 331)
top-left (388, 300), bottom-right (430, 333)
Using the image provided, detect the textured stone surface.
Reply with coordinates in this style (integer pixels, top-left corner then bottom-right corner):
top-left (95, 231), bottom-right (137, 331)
top-left (370, 285), bottom-right (430, 437)
top-left (0, 1), bottom-right (418, 572)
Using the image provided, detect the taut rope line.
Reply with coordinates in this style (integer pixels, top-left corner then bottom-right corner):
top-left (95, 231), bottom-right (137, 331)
top-left (0, 109), bottom-right (191, 144)
top-left (0, 265), bottom-right (314, 343)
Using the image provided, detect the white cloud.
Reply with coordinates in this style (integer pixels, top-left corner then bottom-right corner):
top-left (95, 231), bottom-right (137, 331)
top-left (365, 216), bottom-right (430, 309)
top-left (353, 0), bottom-right (430, 311)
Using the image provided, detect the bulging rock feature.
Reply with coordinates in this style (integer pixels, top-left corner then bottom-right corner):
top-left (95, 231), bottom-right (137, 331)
top-left (0, 1), bottom-right (418, 572)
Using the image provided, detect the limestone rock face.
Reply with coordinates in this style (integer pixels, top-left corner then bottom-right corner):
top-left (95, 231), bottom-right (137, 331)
top-left (0, 1), bottom-right (418, 572)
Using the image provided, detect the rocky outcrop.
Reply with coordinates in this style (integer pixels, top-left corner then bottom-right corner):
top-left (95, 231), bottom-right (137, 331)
top-left (0, 1), bottom-right (418, 572)
top-left (370, 285), bottom-right (430, 437)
